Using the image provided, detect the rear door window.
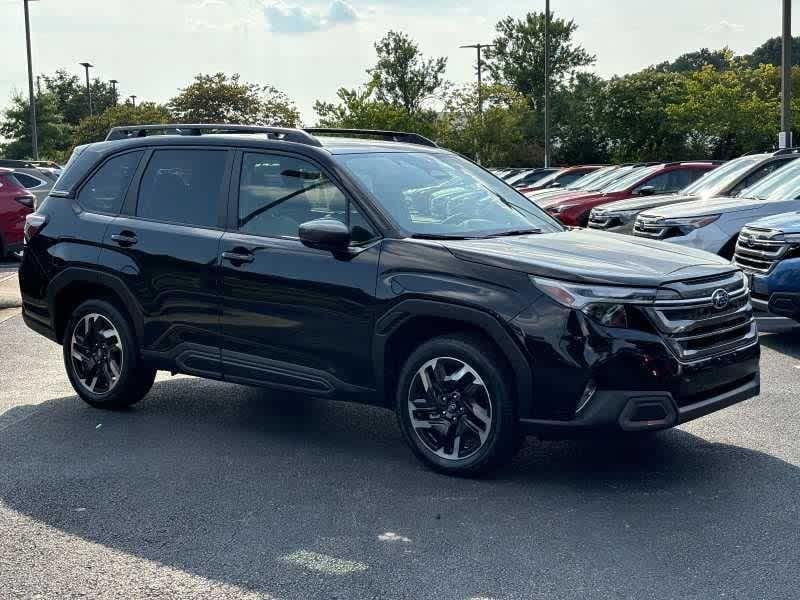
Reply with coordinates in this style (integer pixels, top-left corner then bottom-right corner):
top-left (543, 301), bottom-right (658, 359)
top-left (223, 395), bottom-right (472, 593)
top-left (12, 173), bottom-right (45, 188)
top-left (136, 149), bottom-right (228, 228)
top-left (77, 151), bottom-right (143, 214)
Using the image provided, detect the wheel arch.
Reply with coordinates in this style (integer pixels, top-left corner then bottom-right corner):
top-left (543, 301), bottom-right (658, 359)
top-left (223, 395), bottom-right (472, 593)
top-left (48, 267), bottom-right (143, 344)
top-left (373, 299), bottom-right (532, 414)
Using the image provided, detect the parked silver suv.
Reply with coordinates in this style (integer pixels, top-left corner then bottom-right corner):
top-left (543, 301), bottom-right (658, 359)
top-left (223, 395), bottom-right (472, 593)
top-left (633, 157), bottom-right (800, 257)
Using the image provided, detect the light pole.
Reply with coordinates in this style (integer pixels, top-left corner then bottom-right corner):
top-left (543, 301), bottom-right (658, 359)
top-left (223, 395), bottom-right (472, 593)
top-left (109, 79), bottom-right (119, 105)
top-left (780, 0), bottom-right (792, 148)
top-left (79, 62), bottom-right (94, 116)
top-left (544, 0), bottom-right (550, 167)
top-left (23, 0), bottom-right (39, 160)
top-left (460, 43), bottom-right (495, 164)
top-left (129, 95), bottom-right (137, 108)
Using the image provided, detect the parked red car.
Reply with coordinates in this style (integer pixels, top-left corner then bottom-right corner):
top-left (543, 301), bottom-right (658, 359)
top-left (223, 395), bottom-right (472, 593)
top-left (538, 161), bottom-right (721, 227)
top-left (0, 168), bottom-right (35, 257)
top-left (517, 165), bottom-right (605, 194)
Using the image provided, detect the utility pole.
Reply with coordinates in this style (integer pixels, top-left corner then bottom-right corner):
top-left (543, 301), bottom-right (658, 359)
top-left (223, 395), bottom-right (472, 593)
top-left (780, 0), bottom-right (792, 148)
top-left (109, 79), bottom-right (119, 105)
top-left (460, 42), bottom-right (495, 164)
top-left (544, 0), bottom-right (550, 167)
top-left (79, 62), bottom-right (94, 116)
top-left (129, 95), bottom-right (137, 107)
top-left (24, 0), bottom-right (39, 160)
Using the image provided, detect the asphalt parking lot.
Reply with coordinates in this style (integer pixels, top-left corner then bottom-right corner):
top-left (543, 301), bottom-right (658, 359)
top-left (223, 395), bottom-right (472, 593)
top-left (0, 260), bottom-right (798, 600)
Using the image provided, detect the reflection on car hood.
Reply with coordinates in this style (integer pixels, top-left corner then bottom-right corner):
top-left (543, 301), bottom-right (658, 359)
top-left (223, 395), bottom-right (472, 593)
top-left (594, 193), bottom-right (699, 214)
top-left (443, 228), bottom-right (733, 287)
top-left (640, 196), bottom-right (770, 219)
top-left (745, 211), bottom-right (800, 234)
top-left (538, 192), bottom-right (600, 209)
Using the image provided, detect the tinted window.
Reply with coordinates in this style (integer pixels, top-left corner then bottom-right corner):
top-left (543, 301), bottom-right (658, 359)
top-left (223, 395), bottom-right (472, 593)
top-left (729, 159), bottom-right (794, 197)
top-left (637, 168), bottom-right (695, 194)
top-left (554, 172), bottom-right (584, 187)
top-left (238, 152), bottom-right (377, 243)
top-left (137, 150), bottom-right (226, 228)
top-left (77, 151), bottom-right (143, 214)
top-left (13, 173), bottom-right (44, 188)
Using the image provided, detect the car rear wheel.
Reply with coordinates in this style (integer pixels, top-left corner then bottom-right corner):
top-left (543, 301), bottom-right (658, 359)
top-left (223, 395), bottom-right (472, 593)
top-left (396, 334), bottom-right (517, 476)
top-left (63, 299), bottom-right (156, 409)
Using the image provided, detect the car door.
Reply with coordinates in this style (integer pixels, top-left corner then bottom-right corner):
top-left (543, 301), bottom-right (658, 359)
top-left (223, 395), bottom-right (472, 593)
top-left (99, 147), bottom-right (231, 378)
top-left (219, 150), bottom-right (382, 394)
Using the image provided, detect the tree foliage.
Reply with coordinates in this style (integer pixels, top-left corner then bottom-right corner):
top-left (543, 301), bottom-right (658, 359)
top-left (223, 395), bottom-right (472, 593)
top-left (167, 73), bottom-right (300, 126)
top-left (0, 92), bottom-right (71, 160)
top-left (70, 102), bottom-right (172, 147)
top-left (485, 12), bottom-right (595, 109)
top-left (41, 69), bottom-right (116, 126)
top-left (655, 48), bottom-right (734, 73)
top-left (369, 31), bottom-right (448, 114)
top-left (746, 36), bottom-right (800, 67)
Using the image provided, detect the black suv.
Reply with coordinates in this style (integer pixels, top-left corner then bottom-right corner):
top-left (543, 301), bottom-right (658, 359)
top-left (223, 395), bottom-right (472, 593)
top-left (19, 125), bottom-right (760, 475)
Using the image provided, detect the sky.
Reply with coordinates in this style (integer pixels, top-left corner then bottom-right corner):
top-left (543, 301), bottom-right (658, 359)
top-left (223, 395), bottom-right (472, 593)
top-left (0, 0), bottom-right (797, 124)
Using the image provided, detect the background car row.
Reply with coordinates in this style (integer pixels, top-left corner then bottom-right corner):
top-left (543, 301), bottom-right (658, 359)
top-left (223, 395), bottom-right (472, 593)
top-left (516, 150), bottom-right (800, 324)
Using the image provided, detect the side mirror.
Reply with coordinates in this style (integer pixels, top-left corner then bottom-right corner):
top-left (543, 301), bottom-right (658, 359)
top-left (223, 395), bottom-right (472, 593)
top-left (548, 182), bottom-right (562, 188)
top-left (298, 219), bottom-right (351, 252)
top-left (637, 185), bottom-right (656, 196)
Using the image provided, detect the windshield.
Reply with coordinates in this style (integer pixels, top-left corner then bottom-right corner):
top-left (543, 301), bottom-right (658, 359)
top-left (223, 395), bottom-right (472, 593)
top-left (526, 168), bottom-right (566, 189)
top-left (564, 166), bottom-right (616, 190)
top-left (602, 164), bottom-right (662, 193)
top-left (336, 152), bottom-right (563, 238)
top-left (680, 156), bottom-right (759, 198)
top-left (739, 159), bottom-right (800, 201)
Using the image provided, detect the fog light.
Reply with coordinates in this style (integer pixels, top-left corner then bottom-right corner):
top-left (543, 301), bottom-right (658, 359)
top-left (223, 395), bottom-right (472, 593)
top-left (583, 303), bottom-right (629, 328)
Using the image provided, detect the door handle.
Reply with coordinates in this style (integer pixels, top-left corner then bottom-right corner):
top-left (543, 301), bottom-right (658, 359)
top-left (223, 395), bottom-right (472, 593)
top-left (111, 231), bottom-right (138, 246)
top-left (221, 251), bottom-right (255, 264)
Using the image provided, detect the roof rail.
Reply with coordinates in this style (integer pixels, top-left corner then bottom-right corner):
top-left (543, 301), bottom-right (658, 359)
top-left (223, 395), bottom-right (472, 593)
top-left (772, 146), bottom-right (800, 156)
top-left (303, 128), bottom-right (438, 148)
top-left (105, 124), bottom-right (323, 147)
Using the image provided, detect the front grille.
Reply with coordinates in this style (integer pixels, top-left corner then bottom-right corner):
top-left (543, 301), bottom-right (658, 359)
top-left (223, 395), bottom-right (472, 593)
top-left (644, 271), bottom-right (757, 362)
top-left (733, 226), bottom-right (792, 274)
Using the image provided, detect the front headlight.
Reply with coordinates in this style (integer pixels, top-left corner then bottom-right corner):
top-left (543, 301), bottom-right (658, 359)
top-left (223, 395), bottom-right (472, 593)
top-left (778, 232), bottom-right (800, 243)
top-left (598, 209), bottom-right (640, 223)
top-left (531, 276), bottom-right (679, 328)
top-left (658, 214), bottom-right (720, 230)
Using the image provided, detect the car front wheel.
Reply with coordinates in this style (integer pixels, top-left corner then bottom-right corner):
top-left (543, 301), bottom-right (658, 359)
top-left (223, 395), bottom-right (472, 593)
top-left (396, 334), bottom-right (517, 476)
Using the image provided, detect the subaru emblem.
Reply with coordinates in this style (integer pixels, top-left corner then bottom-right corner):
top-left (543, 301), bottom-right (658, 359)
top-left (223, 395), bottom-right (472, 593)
top-left (711, 288), bottom-right (730, 310)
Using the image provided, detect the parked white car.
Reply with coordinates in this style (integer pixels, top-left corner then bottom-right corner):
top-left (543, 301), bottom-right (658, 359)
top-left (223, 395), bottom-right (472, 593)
top-left (633, 157), bottom-right (800, 257)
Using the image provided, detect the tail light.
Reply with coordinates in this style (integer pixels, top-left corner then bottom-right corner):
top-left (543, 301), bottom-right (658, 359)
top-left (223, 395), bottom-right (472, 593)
top-left (24, 213), bottom-right (48, 243)
top-left (15, 194), bottom-right (35, 208)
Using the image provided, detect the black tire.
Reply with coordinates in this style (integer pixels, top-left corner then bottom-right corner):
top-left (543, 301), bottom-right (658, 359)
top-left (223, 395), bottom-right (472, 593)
top-left (63, 299), bottom-right (156, 409)
top-left (395, 333), bottom-right (517, 476)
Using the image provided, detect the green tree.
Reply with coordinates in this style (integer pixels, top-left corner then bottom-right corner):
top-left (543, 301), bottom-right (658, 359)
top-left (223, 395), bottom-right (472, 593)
top-left (746, 36), bottom-right (800, 67)
top-left (41, 69), bottom-right (116, 126)
top-left (485, 11), bottom-right (595, 109)
top-left (368, 31), bottom-right (448, 114)
top-left (70, 102), bottom-right (172, 148)
top-left (0, 92), bottom-right (71, 160)
top-left (600, 69), bottom-right (690, 162)
top-left (314, 84), bottom-right (438, 138)
top-left (168, 73), bottom-right (300, 126)
top-left (437, 83), bottom-right (540, 166)
top-left (666, 64), bottom-right (788, 158)
top-left (655, 48), bottom-right (735, 73)
top-left (551, 72), bottom-right (610, 164)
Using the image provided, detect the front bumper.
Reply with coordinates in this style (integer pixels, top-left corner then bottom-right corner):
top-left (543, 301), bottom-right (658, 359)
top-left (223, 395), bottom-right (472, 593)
top-left (511, 297), bottom-right (761, 437)
top-left (748, 258), bottom-right (800, 320)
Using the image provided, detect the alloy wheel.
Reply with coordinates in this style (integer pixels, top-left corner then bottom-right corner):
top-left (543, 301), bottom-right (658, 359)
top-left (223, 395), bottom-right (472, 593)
top-left (70, 313), bottom-right (124, 395)
top-left (407, 356), bottom-right (493, 461)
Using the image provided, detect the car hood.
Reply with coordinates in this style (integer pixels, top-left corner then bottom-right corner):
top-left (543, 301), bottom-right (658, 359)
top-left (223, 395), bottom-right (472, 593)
top-left (745, 211), bottom-right (800, 234)
top-left (640, 196), bottom-right (769, 219)
top-left (442, 228), bottom-right (733, 287)
top-left (594, 193), bottom-right (700, 214)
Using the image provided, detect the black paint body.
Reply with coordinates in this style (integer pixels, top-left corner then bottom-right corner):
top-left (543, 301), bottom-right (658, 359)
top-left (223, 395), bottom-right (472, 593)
top-left (19, 134), bottom-right (760, 436)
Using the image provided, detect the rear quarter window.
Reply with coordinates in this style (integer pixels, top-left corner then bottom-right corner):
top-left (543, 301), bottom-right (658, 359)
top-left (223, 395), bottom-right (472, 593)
top-left (77, 151), bottom-right (144, 214)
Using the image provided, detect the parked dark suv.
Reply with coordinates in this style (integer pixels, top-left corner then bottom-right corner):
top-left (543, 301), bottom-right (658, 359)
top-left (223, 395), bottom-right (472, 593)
top-left (19, 125), bottom-right (761, 475)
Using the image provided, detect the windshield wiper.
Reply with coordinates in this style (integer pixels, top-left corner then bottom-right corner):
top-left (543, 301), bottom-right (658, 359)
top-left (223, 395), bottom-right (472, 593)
top-left (410, 233), bottom-right (481, 240)
top-left (485, 228), bottom-right (543, 238)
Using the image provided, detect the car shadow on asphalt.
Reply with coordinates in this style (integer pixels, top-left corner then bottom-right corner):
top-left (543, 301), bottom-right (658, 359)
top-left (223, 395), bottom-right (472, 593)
top-left (1, 377), bottom-right (799, 599)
